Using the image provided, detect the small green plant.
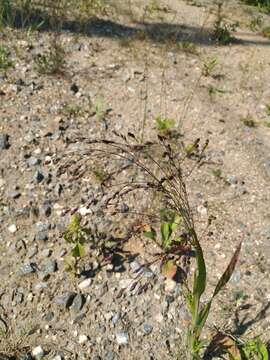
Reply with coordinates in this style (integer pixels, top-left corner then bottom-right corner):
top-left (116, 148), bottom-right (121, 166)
top-left (242, 0), bottom-right (270, 13)
top-left (179, 41), bottom-right (198, 55)
top-left (144, 210), bottom-right (182, 251)
top-left (241, 337), bottom-right (268, 359)
top-left (0, 44), bottom-right (13, 70)
top-left (212, 2), bottom-right (236, 44)
top-left (34, 42), bottom-right (65, 75)
top-left (242, 116), bottom-right (257, 127)
top-left (155, 116), bottom-right (175, 134)
top-left (202, 57), bottom-right (218, 77)
top-left (92, 96), bottom-right (108, 122)
top-left (63, 213), bottom-right (89, 274)
top-left (249, 15), bottom-right (263, 31)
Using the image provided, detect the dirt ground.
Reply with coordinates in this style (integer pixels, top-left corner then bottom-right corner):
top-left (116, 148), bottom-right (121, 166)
top-left (0, 0), bottom-right (270, 359)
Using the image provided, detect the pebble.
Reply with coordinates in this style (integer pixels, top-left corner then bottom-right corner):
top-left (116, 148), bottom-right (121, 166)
top-left (44, 259), bottom-right (57, 274)
top-left (143, 324), bottom-right (153, 335)
top-left (41, 249), bottom-right (52, 257)
top-left (34, 170), bottom-right (44, 183)
top-left (28, 246), bottom-right (38, 258)
top-left (20, 263), bottom-right (36, 275)
top-left (0, 133), bottom-right (9, 150)
top-left (71, 293), bottom-right (85, 313)
top-left (32, 346), bottom-right (45, 359)
top-left (54, 292), bottom-right (76, 308)
top-left (36, 231), bottom-right (48, 241)
top-left (8, 224), bottom-right (17, 233)
top-left (78, 334), bottom-right (88, 344)
top-left (226, 175), bottom-right (237, 185)
top-left (78, 278), bottom-right (92, 290)
top-left (164, 278), bottom-right (177, 292)
top-left (36, 222), bottom-right (50, 232)
top-left (27, 157), bottom-right (40, 166)
top-left (115, 331), bottom-right (129, 345)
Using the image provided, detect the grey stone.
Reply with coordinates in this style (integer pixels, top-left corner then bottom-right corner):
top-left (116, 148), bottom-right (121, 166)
top-left (143, 324), bottom-right (153, 335)
top-left (71, 294), bottom-right (85, 313)
top-left (226, 175), bottom-right (237, 185)
top-left (36, 231), bottom-right (48, 241)
top-left (34, 170), bottom-right (44, 183)
top-left (28, 246), bottom-right (38, 258)
top-left (27, 157), bottom-right (41, 166)
top-left (36, 222), bottom-right (50, 232)
top-left (20, 263), bottom-right (36, 275)
top-left (44, 259), bottom-right (57, 274)
top-left (92, 356), bottom-right (101, 360)
top-left (0, 134), bottom-right (9, 150)
top-left (54, 292), bottom-right (76, 308)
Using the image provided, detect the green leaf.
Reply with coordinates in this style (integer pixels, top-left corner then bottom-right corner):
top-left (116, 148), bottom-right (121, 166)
top-left (213, 242), bottom-right (242, 298)
top-left (243, 338), bottom-right (268, 360)
top-left (161, 222), bottom-right (172, 248)
top-left (143, 229), bottom-right (157, 240)
top-left (196, 301), bottom-right (211, 336)
top-left (192, 231), bottom-right (206, 299)
top-left (71, 243), bottom-right (85, 258)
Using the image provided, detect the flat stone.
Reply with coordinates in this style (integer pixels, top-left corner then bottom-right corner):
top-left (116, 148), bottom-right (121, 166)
top-left (20, 263), bottom-right (36, 275)
top-left (54, 292), bottom-right (76, 308)
top-left (78, 278), bottom-right (92, 290)
top-left (115, 331), bottom-right (129, 345)
top-left (71, 294), bottom-right (85, 313)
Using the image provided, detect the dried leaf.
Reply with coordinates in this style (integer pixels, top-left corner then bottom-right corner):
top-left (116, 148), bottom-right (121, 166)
top-left (161, 260), bottom-right (177, 279)
top-left (211, 333), bottom-right (241, 360)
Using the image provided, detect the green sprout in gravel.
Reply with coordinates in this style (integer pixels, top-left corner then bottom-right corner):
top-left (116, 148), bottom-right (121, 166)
top-left (63, 213), bottom-right (89, 274)
top-left (0, 44), bottom-right (13, 71)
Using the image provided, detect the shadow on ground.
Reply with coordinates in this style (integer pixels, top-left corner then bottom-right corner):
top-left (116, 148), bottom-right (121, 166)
top-left (3, 5), bottom-right (270, 47)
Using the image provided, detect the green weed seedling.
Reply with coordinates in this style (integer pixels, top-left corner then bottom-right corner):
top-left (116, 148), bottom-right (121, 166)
top-left (0, 44), bottom-right (13, 71)
top-left (34, 42), bottom-right (65, 75)
top-left (155, 116), bottom-right (175, 135)
top-left (202, 57), bottom-right (218, 77)
top-left (63, 213), bottom-right (89, 275)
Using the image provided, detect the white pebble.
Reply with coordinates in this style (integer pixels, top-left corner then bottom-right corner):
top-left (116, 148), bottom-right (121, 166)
top-left (78, 334), bottom-right (88, 344)
top-left (78, 278), bottom-right (92, 290)
top-left (32, 345), bottom-right (45, 359)
top-left (8, 224), bottom-right (17, 233)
